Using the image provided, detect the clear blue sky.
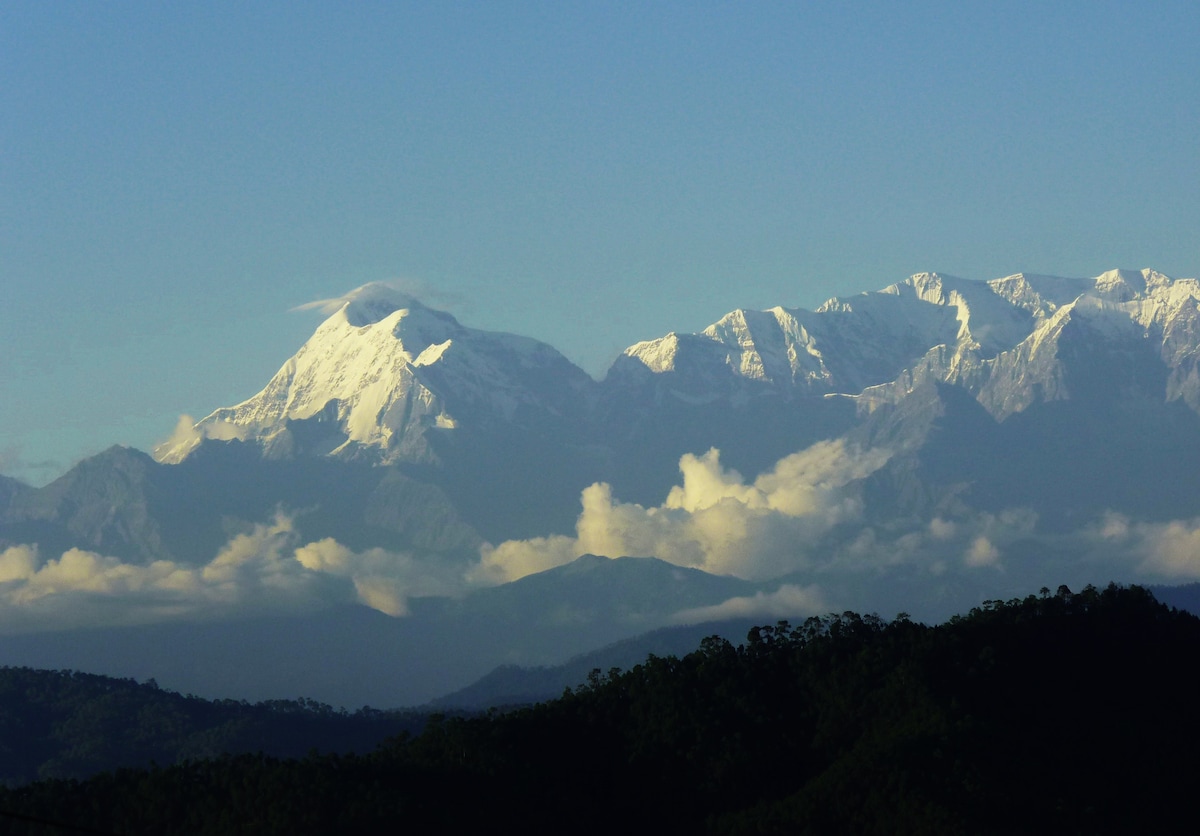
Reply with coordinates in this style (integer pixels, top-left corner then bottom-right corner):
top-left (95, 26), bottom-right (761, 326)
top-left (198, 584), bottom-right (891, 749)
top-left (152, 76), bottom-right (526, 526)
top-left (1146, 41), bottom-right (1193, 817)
top-left (2, 1), bottom-right (1198, 485)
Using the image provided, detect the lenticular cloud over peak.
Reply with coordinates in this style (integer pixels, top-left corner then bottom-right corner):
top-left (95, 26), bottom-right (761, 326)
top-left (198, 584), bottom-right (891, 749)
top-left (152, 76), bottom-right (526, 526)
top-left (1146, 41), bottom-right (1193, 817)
top-left (292, 281), bottom-right (429, 327)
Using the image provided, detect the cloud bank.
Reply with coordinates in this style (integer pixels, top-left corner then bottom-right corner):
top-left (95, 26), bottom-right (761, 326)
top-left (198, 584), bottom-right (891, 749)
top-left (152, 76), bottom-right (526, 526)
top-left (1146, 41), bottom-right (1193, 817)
top-left (6, 433), bottom-right (1196, 635)
top-left (468, 432), bottom-right (1091, 621)
top-left (669, 584), bottom-right (830, 625)
top-left (474, 440), bottom-right (893, 584)
top-left (1093, 512), bottom-right (1200, 579)
top-left (0, 512), bottom-right (461, 633)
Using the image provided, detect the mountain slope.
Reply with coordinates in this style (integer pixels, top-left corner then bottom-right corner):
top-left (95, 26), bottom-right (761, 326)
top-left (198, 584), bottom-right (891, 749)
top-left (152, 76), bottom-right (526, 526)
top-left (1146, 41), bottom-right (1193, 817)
top-left (156, 283), bottom-right (597, 467)
top-left (0, 446), bottom-right (166, 562)
top-left (0, 666), bottom-right (428, 785)
top-left (6, 585), bottom-right (1200, 835)
top-left (430, 616), bottom-right (763, 709)
top-left (593, 268), bottom-right (1200, 503)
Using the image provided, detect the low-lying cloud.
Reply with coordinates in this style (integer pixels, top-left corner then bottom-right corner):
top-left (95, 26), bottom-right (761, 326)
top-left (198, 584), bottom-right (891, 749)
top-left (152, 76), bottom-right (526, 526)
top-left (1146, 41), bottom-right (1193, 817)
top-left (669, 584), bottom-right (830, 625)
top-left (468, 430), bottom-right (1082, 621)
top-left (0, 512), bottom-right (461, 633)
top-left (7, 434), bottom-right (1197, 635)
top-left (474, 440), bottom-right (893, 584)
top-left (294, 536), bottom-right (465, 616)
top-left (1093, 512), bottom-right (1200, 579)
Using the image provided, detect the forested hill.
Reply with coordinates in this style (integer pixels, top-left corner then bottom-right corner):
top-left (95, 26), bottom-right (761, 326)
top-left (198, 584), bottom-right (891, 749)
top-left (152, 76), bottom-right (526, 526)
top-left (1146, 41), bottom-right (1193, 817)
top-left (4, 584), bottom-right (1200, 835)
top-left (0, 669), bottom-right (428, 786)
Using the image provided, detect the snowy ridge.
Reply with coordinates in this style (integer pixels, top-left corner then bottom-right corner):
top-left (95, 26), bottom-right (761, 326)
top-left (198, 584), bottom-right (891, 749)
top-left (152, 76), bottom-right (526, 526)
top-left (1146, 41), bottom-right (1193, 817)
top-left (156, 284), bottom-right (594, 464)
top-left (158, 269), bottom-right (1200, 466)
top-left (612, 271), bottom-right (1019, 397)
top-left (609, 268), bottom-right (1200, 419)
top-left (850, 269), bottom-right (1200, 418)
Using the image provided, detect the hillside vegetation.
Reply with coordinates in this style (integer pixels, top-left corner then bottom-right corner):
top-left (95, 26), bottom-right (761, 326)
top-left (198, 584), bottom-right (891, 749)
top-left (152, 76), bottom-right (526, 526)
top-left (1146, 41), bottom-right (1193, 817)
top-left (2, 583), bottom-right (1198, 834)
top-left (0, 669), bottom-right (426, 786)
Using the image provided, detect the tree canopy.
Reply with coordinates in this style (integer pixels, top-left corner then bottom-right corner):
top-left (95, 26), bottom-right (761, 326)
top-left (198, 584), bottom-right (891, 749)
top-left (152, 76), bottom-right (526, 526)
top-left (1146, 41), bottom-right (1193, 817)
top-left (3, 583), bottom-right (1198, 834)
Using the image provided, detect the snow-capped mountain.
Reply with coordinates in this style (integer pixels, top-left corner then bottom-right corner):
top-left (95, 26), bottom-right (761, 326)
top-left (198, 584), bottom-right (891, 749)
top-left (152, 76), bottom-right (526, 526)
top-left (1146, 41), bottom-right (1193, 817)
top-left (583, 268), bottom-right (1200, 503)
top-left (8, 266), bottom-right (1200, 559)
top-left (607, 268), bottom-right (1200, 415)
top-left (7, 266), bottom-right (1200, 706)
top-left (606, 273), bottom-right (975, 398)
top-left (153, 268), bottom-right (1200, 476)
top-left (140, 267), bottom-right (1200, 519)
top-left (156, 284), bottom-right (596, 466)
top-left (866, 269), bottom-right (1200, 420)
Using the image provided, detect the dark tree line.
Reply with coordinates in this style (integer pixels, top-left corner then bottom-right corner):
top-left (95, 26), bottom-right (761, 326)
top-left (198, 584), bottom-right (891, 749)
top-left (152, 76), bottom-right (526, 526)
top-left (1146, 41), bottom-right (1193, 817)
top-left (3, 583), bottom-right (1199, 834)
top-left (0, 667), bottom-right (428, 786)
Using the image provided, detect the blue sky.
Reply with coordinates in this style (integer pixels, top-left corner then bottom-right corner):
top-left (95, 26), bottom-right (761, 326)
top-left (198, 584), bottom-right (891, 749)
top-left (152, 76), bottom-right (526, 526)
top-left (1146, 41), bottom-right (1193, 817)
top-left (2, 1), bottom-right (1198, 485)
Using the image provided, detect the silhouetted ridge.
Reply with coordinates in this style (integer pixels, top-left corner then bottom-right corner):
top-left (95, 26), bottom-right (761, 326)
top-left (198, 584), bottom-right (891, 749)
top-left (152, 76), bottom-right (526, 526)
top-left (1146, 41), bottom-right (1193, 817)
top-left (3, 584), bottom-right (1198, 834)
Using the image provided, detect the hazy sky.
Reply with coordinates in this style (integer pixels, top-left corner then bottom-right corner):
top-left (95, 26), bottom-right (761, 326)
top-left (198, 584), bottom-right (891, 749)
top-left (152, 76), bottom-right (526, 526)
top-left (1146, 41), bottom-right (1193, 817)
top-left (2, 1), bottom-right (1198, 485)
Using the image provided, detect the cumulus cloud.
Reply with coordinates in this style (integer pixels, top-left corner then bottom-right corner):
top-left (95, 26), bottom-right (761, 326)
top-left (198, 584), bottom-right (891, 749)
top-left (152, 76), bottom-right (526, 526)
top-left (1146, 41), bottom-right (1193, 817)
top-left (0, 543), bottom-right (218, 630)
top-left (1139, 521), bottom-right (1200, 578)
top-left (473, 440), bottom-right (892, 584)
top-left (669, 584), bottom-right (830, 625)
top-left (199, 512), bottom-right (307, 596)
top-left (830, 507), bottom-right (1037, 574)
top-left (0, 545), bottom-right (37, 583)
top-left (0, 512), bottom-right (459, 633)
top-left (1092, 512), bottom-right (1200, 579)
top-left (929, 517), bottom-right (957, 541)
top-left (964, 536), bottom-right (1001, 568)
top-left (294, 537), bottom-right (466, 616)
top-left (467, 428), bottom-right (1076, 622)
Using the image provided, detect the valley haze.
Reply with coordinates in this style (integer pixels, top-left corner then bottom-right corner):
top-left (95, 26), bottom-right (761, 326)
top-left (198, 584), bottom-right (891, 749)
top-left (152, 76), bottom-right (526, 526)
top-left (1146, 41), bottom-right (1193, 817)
top-left (4, 267), bottom-right (1200, 706)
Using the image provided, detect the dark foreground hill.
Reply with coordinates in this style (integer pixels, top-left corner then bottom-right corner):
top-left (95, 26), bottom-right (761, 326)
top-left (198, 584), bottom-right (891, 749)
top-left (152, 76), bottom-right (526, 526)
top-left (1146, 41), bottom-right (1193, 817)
top-left (3, 583), bottom-right (1199, 835)
top-left (0, 669), bottom-right (428, 787)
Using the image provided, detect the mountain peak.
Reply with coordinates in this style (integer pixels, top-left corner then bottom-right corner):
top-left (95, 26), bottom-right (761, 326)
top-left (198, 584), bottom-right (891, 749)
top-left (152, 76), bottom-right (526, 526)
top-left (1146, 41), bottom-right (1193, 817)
top-left (159, 267), bottom-right (1200, 472)
top-left (329, 283), bottom-right (429, 328)
top-left (161, 284), bottom-right (594, 466)
top-left (1093, 268), bottom-right (1149, 299)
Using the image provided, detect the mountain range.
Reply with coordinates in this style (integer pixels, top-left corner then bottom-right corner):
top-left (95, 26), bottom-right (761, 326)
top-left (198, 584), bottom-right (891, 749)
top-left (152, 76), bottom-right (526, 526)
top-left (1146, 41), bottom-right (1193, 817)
top-left (4, 267), bottom-right (1200, 706)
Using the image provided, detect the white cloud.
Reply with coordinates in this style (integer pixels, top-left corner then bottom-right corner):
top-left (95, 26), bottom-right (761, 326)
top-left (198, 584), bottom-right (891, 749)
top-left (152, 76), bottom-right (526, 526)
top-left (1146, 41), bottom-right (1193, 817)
top-left (291, 279), bottom-right (467, 318)
top-left (473, 440), bottom-right (892, 584)
top-left (929, 517), bottom-right (957, 540)
top-left (1092, 514), bottom-right (1200, 579)
top-left (1139, 520), bottom-right (1200, 578)
top-left (1073, 511), bottom-right (1200, 580)
top-left (200, 512), bottom-right (305, 596)
top-left (0, 512), bottom-right (462, 633)
top-left (0, 544), bottom-right (38, 582)
top-left (153, 413), bottom-right (249, 462)
top-left (1098, 511), bottom-right (1131, 541)
top-left (802, 507), bottom-right (1036, 581)
top-left (351, 576), bottom-right (408, 617)
top-left (964, 536), bottom-right (1001, 568)
top-left (669, 584), bottom-right (830, 625)
top-left (294, 537), bottom-right (467, 603)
